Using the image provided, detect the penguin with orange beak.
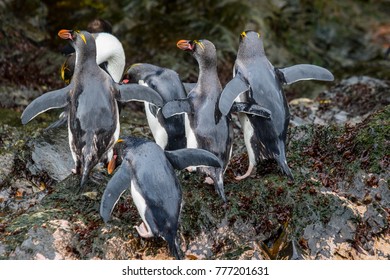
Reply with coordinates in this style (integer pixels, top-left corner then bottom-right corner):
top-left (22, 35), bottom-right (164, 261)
top-left (162, 39), bottom-right (232, 202)
top-left (21, 30), bottom-right (164, 190)
top-left (101, 137), bottom-right (222, 259)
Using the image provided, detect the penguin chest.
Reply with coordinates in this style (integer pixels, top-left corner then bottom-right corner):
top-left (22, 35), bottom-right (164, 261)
top-left (145, 103), bottom-right (168, 149)
top-left (185, 114), bottom-right (198, 149)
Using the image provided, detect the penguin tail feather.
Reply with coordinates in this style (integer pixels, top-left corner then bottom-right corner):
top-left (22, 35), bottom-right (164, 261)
top-left (166, 235), bottom-right (181, 260)
top-left (275, 156), bottom-right (294, 181)
top-left (79, 155), bottom-right (94, 192)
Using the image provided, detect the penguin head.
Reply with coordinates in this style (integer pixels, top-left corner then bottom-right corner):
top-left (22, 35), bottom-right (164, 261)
top-left (177, 39), bottom-right (217, 67)
top-left (58, 30), bottom-right (96, 59)
top-left (107, 139), bottom-right (127, 174)
top-left (106, 137), bottom-right (147, 174)
top-left (238, 30), bottom-right (265, 58)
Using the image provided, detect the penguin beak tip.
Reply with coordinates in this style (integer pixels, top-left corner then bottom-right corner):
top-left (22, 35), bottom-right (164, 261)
top-left (58, 29), bottom-right (73, 40)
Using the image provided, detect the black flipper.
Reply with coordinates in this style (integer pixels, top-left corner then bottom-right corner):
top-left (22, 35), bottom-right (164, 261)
top-left (276, 64), bottom-right (334, 85)
top-left (231, 102), bottom-right (272, 119)
top-left (162, 99), bottom-right (191, 118)
top-left (165, 148), bottom-right (222, 170)
top-left (218, 75), bottom-right (249, 116)
top-left (183, 82), bottom-right (196, 94)
top-left (21, 86), bottom-right (70, 125)
top-left (116, 84), bottom-right (164, 107)
top-left (100, 160), bottom-right (132, 223)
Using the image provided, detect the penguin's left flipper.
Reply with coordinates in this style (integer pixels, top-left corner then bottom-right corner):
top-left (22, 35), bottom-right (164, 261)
top-left (116, 84), bottom-right (164, 107)
top-left (276, 64), bottom-right (334, 85)
top-left (218, 75), bottom-right (249, 116)
top-left (231, 102), bottom-right (272, 119)
top-left (162, 99), bottom-right (191, 118)
top-left (100, 160), bottom-right (132, 223)
top-left (21, 86), bottom-right (70, 125)
top-left (183, 82), bottom-right (196, 94)
top-left (165, 148), bottom-right (222, 170)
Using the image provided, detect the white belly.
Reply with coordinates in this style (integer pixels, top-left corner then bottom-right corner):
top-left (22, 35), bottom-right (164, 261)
top-left (131, 180), bottom-right (153, 236)
top-left (185, 114), bottom-right (197, 149)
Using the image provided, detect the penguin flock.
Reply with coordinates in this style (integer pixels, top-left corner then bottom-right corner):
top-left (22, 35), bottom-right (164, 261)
top-left (21, 26), bottom-right (334, 259)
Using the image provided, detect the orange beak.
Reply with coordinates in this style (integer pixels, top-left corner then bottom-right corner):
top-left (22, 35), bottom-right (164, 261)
top-left (58, 29), bottom-right (73, 40)
top-left (107, 154), bottom-right (117, 175)
top-left (177, 40), bottom-right (193, 51)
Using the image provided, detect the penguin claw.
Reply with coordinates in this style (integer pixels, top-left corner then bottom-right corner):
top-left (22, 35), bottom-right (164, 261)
top-left (135, 223), bottom-right (153, 238)
top-left (186, 166), bottom-right (197, 173)
top-left (204, 177), bottom-right (214, 185)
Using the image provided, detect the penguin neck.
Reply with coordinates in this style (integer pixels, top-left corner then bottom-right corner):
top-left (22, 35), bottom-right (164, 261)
top-left (74, 49), bottom-right (99, 75)
top-left (197, 59), bottom-right (219, 82)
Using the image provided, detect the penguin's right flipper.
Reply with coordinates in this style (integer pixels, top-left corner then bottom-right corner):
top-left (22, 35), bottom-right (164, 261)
top-left (21, 86), bottom-right (70, 125)
top-left (162, 99), bottom-right (191, 118)
top-left (165, 148), bottom-right (222, 170)
top-left (276, 64), bottom-right (334, 85)
top-left (183, 82), bottom-right (196, 94)
top-left (218, 76), bottom-right (249, 116)
top-left (100, 160), bottom-right (132, 223)
top-left (117, 84), bottom-right (164, 107)
top-left (231, 102), bottom-right (272, 119)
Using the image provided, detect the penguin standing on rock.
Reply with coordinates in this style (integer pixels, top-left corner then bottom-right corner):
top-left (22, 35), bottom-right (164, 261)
top-left (21, 30), bottom-right (164, 190)
top-left (100, 137), bottom-right (222, 259)
top-left (124, 63), bottom-right (187, 150)
top-left (162, 39), bottom-right (233, 202)
top-left (218, 30), bottom-right (334, 180)
top-left (50, 29), bottom-right (126, 130)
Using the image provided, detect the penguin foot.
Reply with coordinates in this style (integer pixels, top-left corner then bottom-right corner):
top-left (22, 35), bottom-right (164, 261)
top-left (235, 165), bottom-right (255, 181)
top-left (135, 222), bottom-right (154, 238)
top-left (186, 166), bottom-right (197, 173)
top-left (204, 177), bottom-right (214, 185)
top-left (71, 168), bottom-right (77, 174)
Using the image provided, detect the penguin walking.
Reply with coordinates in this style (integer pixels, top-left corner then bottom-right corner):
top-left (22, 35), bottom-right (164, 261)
top-left (124, 63), bottom-right (187, 150)
top-left (100, 137), bottom-right (222, 259)
top-left (218, 30), bottom-right (334, 180)
top-left (162, 39), bottom-right (233, 202)
top-left (21, 30), bottom-right (164, 190)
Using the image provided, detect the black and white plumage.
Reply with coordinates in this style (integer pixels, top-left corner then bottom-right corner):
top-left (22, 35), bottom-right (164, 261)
top-left (162, 39), bottom-right (233, 202)
top-left (219, 30), bottom-right (334, 180)
top-left (61, 31), bottom-right (125, 84)
top-left (100, 137), bottom-right (222, 259)
top-left (50, 31), bottom-right (126, 130)
top-left (21, 30), bottom-right (164, 190)
top-left (125, 63), bottom-right (187, 150)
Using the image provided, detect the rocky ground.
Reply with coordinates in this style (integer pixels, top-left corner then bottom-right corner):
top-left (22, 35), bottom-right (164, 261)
top-left (0, 76), bottom-right (389, 260)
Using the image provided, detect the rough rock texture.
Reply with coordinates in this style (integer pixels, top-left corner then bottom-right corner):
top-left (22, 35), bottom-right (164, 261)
top-left (1, 76), bottom-right (389, 260)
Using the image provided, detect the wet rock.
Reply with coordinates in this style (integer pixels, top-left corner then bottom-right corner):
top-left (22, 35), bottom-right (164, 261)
top-left (27, 127), bottom-right (73, 182)
top-left (290, 76), bottom-right (390, 126)
top-left (0, 153), bottom-right (14, 186)
top-left (9, 219), bottom-right (77, 260)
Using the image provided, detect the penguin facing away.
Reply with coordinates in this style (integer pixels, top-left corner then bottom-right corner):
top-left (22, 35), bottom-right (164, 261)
top-left (21, 30), bottom-right (164, 190)
top-left (162, 39), bottom-right (233, 202)
top-left (124, 63), bottom-right (187, 150)
top-left (100, 137), bottom-right (222, 260)
top-left (218, 30), bottom-right (334, 180)
top-left (50, 30), bottom-right (126, 130)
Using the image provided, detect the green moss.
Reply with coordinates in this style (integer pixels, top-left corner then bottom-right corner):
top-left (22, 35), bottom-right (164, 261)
top-left (354, 106), bottom-right (390, 173)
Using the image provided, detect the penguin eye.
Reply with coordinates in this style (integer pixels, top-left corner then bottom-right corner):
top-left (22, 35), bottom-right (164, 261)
top-left (240, 31), bottom-right (247, 39)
